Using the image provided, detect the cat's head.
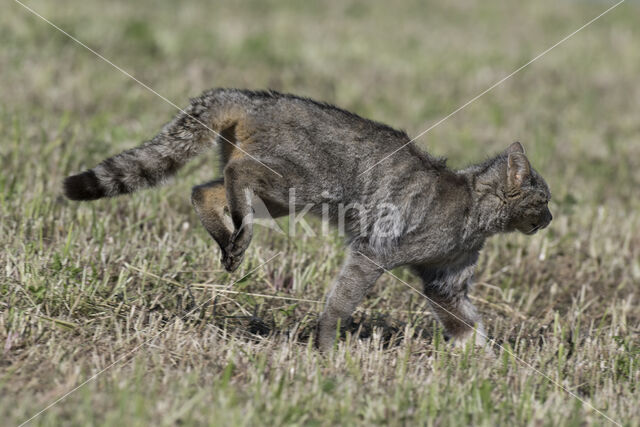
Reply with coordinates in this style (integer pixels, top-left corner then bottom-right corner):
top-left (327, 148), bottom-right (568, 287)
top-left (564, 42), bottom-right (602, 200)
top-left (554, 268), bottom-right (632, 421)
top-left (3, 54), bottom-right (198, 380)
top-left (474, 142), bottom-right (552, 235)
top-left (500, 142), bottom-right (552, 234)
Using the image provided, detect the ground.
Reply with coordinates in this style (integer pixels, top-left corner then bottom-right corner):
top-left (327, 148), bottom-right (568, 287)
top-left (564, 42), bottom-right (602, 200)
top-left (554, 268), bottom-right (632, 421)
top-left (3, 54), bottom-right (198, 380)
top-left (1, 0), bottom-right (639, 425)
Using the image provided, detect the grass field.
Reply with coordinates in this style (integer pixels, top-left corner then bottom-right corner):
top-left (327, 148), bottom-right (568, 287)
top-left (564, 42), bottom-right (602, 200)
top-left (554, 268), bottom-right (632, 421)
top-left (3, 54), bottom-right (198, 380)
top-left (2, 0), bottom-right (639, 425)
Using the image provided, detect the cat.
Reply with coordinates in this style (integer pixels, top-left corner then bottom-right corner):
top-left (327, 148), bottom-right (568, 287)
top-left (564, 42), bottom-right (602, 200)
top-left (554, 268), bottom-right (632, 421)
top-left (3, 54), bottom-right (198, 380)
top-left (63, 88), bottom-right (552, 350)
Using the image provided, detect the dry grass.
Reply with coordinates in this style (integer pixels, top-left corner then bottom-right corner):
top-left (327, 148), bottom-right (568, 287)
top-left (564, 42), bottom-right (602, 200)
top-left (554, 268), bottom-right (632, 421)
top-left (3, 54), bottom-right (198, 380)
top-left (1, 0), bottom-right (639, 425)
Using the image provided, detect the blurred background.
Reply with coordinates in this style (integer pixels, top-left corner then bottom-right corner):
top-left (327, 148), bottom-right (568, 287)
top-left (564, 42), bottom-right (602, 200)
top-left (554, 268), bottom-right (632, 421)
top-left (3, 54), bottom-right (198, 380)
top-left (3, 0), bottom-right (639, 205)
top-left (1, 0), bottom-right (639, 425)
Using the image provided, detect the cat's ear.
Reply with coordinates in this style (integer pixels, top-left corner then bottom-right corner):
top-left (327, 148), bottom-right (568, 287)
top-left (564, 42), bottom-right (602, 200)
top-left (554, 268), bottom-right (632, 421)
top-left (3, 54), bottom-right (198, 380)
top-left (507, 152), bottom-right (530, 192)
top-left (506, 141), bottom-right (525, 155)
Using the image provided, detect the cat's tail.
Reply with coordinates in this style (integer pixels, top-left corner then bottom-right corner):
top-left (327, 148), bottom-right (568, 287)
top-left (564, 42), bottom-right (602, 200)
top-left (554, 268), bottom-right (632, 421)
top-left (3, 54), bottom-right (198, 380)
top-left (63, 89), bottom-right (243, 201)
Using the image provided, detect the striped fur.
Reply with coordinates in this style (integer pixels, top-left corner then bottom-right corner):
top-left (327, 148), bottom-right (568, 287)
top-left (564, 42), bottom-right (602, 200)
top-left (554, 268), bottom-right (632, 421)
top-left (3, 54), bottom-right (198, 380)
top-left (64, 88), bottom-right (553, 352)
top-left (64, 89), bottom-right (245, 200)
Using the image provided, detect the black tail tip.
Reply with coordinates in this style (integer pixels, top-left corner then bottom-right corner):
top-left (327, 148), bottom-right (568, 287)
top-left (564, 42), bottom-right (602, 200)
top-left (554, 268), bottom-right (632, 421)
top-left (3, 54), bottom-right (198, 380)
top-left (63, 170), bottom-right (105, 201)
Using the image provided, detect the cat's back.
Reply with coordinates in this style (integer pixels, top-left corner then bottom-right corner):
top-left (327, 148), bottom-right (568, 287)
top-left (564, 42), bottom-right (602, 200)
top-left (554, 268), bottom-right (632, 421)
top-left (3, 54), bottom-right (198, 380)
top-left (236, 90), bottom-right (445, 174)
top-left (239, 90), bottom-right (408, 145)
top-left (204, 89), bottom-right (446, 194)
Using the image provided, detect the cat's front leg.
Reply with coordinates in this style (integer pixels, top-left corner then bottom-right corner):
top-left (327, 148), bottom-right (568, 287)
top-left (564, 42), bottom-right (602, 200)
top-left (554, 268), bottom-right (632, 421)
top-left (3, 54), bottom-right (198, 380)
top-left (418, 263), bottom-right (487, 348)
top-left (430, 293), bottom-right (486, 348)
top-left (317, 250), bottom-right (383, 351)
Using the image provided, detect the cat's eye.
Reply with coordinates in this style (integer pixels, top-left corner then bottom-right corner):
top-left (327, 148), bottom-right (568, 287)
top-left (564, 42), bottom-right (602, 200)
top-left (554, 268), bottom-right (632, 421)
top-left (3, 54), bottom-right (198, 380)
top-left (534, 190), bottom-right (549, 202)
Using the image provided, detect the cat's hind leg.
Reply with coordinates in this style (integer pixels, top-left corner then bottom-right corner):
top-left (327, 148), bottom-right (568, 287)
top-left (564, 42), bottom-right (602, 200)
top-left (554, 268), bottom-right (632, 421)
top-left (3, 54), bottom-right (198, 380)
top-left (193, 160), bottom-right (287, 272)
top-left (191, 179), bottom-right (234, 267)
top-left (222, 158), bottom-right (282, 272)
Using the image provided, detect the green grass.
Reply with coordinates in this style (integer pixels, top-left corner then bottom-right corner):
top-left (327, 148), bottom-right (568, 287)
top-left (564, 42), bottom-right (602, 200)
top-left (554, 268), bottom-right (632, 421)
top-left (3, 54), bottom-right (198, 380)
top-left (1, 0), bottom-right (639, 425)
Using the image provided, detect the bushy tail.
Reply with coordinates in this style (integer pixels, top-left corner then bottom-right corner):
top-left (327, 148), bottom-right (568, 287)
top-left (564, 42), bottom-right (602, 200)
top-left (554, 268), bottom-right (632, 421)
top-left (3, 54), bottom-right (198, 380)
top-left (64, 91), bottom-right (235, 201)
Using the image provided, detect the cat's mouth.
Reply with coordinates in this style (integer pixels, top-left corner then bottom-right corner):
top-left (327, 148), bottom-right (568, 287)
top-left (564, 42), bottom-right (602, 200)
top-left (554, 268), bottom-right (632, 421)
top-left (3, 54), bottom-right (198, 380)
top-left (525, 223), bottom-right (542, 235)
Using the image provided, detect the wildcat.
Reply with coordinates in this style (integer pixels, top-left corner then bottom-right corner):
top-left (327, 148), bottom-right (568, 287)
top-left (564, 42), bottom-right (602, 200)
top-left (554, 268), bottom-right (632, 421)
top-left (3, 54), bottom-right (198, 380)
top-left (63, 88), bottom-right (552, 350)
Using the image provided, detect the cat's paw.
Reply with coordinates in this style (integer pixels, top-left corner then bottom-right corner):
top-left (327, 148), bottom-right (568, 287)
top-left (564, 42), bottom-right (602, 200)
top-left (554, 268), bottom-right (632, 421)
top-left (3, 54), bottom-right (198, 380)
top-left (221, 250), bottom-right (245, 272)
top-left (316, 317), bottom-right (338, 353)
top-left (229, 227), bottom-right (252, 255)
top-left (221, 230), bottom-right (251, 272)
top-left (448, 329), bottom-right (496, 359)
